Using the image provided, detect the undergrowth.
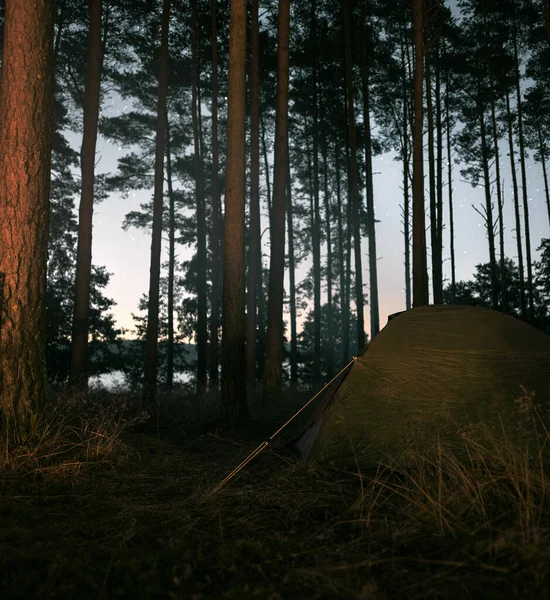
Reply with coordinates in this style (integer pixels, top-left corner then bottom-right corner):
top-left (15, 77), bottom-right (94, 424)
top-left (0, 386), bottom-right (549, 599)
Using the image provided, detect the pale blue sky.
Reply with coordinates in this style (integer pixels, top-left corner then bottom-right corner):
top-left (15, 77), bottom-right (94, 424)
top-left (82, 96), bottom-right (549, 342)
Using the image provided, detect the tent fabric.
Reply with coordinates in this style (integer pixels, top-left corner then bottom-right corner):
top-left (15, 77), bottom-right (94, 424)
top-left (295, 304), bottom-right (550, 465)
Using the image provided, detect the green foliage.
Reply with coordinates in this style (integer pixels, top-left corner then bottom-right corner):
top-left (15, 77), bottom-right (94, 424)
top-left (444, 244), bottom-right (550, 331)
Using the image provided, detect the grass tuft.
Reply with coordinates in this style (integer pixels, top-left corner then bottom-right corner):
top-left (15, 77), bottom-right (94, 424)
top-left (1, 387), bottom-right (550, 598)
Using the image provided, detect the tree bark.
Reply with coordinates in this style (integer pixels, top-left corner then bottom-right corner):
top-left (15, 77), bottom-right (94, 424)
top-left (246, 0), bottom-right (261, 402)
top-left (209, 0), bottom-right (221, 393)
top-left (412, 0), bottom-right (429, 306)
top-left (0, 0), bottom-right (54, 443)
top-left (222, 0), bottom-right (248, 422)
top-left (143, 0), bottom-right (170, 408)
top-left (401, 37), bottom-right (412, 311)
top-left (191, 0), bottom-right (208, 400)
top-left (361, 43), bottom-right (380, 338)
top-left (513, 33), bottom-right (534, 320)
top-left (286, 147), bottom-right (298, 388)
top-left (310, 0), bottom-right (322, 385)
top-left (478, 98), bottom-right (499, 310)
top-left (445, 59), bottom-right (456, 303)
top-left (322, 139), bottom-right (334, 377)
top-left (263, 0), bottom-right (290, 404)
top-left (334, 141), bottom-right (348, 368)
top-left (165, 118), bottom-right (175, 392)
top-left (343, 0), bottom-right (365, 351)
top-left (426, 40), bottom-right (442, 304)
top-left (490, 95), bottom-right (506, 311)
top-left (505, 89), bottom-right (527, 318)
top-left (70, 0), bottom-right (103, 390)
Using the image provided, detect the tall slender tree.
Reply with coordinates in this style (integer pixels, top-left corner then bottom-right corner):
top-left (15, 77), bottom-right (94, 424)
top-left (247, 0), bottom-right (261, 401)
top-left (360, 14), bottom-right (380, 338)
top-left (0, 0), bottom-right (54, 442)
top-left (209, 0), bottom-right (221, 393)
top-left (412, 0), bottom-right (430, 306)
top-left (70, 0), bottom-right (103, 390)
top-left (263, 0), bottom-right (290, 403)
top-left (343, 0), bottom-right (365, 351)
top-left (143, 0), bottom-right (171, 407)
top-left (222, 0), bottom-right (248, 422)
top-left (191, 0), bottom-right (208, 399)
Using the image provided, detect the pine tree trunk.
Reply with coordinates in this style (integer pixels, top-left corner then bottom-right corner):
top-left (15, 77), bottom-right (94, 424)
top-left (478, 99), bottom-right (499, 310)
top-left (260, 112), bottom-right (273, 233)
top-left (263, 0), bottom-right (290, 404)
top-left (401, 37), bottom-right (412, 311)
top-left (191, 0), bottom-right (208, 400)
top-left (335, 141), bottom-right (348, 368)
top-left (490, 94), bottom-right (506, 311)
top-left (344, 138), bottom-right (353, 359)
top-left (343, 0), bottom-right (365, 351)
top-left (412, 0), bottom-right (429, 306)
top-left (435, 44), bottom-right (444, 305)
top-left (361, 45), bottom-right (380, 339)
top-left (445, 61), bottom-right (456, 303)
top-left (246, 0), bottom-right (261, 403)
top-left (166, 118), bottom-right (175, 392)
top-left (0, 0), bottom-right (54, 443)
top-left (322, 139), bottom-right (334, 377)
top-left (426, 42), bottom-right (442, 304)
top-left (222, 0), bottom-right (248, 422)
top-left (310, 0), bottom-right (322, 386)
top-left (505, 89), bottom-right (527, 318)
top-left (209, 0), bottom-right (221, 394)
top-left (286, 150), bottom-right (298, 388)
top-left (143, 0), bottom-right (170, 408)
top-left (70, 0), bottom-right (103, 391)
top-left (513, 35), bottom-right (535, 320)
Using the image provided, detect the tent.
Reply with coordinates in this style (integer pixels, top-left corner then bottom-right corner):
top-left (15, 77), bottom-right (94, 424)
top-left (294, 304), bottom-right (550, 465)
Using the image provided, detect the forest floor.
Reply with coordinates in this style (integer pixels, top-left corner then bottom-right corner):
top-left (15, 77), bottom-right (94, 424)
top-left (1, 388), bottom-right (550, 599)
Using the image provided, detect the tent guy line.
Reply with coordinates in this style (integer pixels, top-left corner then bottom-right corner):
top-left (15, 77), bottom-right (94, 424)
top-left (206, 355), bottom-right (360, 497)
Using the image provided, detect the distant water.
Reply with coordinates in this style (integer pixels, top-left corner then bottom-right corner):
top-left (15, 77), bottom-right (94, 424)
top-left (89, 370), bottom-right (191, 390)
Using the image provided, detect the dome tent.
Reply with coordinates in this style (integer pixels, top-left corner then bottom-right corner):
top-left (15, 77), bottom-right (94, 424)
top-left (294, 305), bottom-right (550, 465)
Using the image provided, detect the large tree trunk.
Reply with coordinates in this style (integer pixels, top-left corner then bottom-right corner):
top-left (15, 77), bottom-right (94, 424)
top-left (0, 0), bottom-right (54, 443)
top-left (412, 0), bottom-right (429, 306)
top-left (361, 43), bottom-right (380, 339)
top-left (343, 0), bottom-right (365, 351)
top-left (70, 0), bottom-right (103, 390)
top-left (505, 89), bottom-right (527, 318)
top-left (263, 0), bottom-right (290, 404)
top-left (246, 0), bottom-right (261, 402)
top-left (222, 0), bottom-right (248, 423)
top-left (143, 0), bottom-right (170, 408)
top-left (191, 0), bottom-right (208, 400)
top-left (209, 0), bottom-right (221, 394)
top-left (166, 118), bottom-right (175, 392)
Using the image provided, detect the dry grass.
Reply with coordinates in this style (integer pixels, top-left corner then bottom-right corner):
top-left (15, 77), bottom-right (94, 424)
top-left (1, 387), bottom-right (549, 599)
